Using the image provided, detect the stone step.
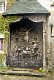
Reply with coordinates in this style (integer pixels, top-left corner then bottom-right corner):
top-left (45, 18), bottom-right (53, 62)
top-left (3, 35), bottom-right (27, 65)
top-left (0, 70), bottom-right (46, 77)
top-left (11, 68), bottom-right (32, 71)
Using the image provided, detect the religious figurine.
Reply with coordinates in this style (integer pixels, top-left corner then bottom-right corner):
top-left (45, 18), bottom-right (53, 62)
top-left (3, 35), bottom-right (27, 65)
top-left (32, 41), bottom-right (38, 53)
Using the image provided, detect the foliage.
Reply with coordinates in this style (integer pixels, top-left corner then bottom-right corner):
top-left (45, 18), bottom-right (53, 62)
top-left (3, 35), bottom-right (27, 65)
top-left (7, 0), bottom-right (16, 8)
top-left (0, 15), bottom-right (9, 33)
top-left (0, 64), bottom-right (8, 71)
top-left (0, 0), bottom-right (18, 70)
top-left (0, 15), bottom-right (5, 33)
top-left (0, 54), bottom-right (6, 70)
top-left (6, 16), bottom-right (18, 22)
top-left (0, 15), bottom-right (17, 35)
top-left (0, 0), bottom-right (17, 33)
top-left (38, 68), bottom-right (48, 73)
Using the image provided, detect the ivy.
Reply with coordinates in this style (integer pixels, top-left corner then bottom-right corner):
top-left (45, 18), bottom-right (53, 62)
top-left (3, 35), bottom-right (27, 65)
top-left (0, 0), bottom-right (17, 33)
top-left (0, 0), bottom-right (18, 33)
top-left (0, 0), bottom-right (17, 68)
top-left (7, 0), bottom-right (16, 9)
top-left (0, 15), bottom-right (5, 33)
top-left (6, 16), bottom-right (18, 23)
top-left (0, 16), bottom-right (6, 32)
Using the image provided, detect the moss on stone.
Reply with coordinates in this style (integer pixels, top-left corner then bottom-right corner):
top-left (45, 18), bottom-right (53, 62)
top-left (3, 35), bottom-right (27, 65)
top-left (0, 54), bottom-right (6, 67)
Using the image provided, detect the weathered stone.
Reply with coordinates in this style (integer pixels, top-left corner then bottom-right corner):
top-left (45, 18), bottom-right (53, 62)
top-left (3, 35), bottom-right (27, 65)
top-left (5, 15), bottom-right (51, 69)
top-left (7, 18), bottom-right (43, 68)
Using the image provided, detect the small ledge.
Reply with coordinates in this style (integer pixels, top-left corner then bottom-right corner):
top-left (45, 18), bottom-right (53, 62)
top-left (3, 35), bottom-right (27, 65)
top-left (0, 70), bottom-right (46, 77)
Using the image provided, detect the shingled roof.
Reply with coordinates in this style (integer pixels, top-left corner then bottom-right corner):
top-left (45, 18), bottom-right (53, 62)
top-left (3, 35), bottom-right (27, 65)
top-left (3, 0), bottom-right (50, 16)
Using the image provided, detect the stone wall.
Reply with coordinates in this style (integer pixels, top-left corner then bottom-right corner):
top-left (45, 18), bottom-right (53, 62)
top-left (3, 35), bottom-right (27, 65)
top-left (50, 5), bottom-right (54, 69)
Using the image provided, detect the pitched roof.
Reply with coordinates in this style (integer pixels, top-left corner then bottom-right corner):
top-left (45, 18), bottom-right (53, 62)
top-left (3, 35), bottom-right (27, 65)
top-left (3, 0), bottom-right (50, 16)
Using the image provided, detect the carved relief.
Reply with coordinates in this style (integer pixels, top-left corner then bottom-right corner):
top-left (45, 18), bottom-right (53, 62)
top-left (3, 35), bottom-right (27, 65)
top-left (8, 18), bottom-right (43, 68)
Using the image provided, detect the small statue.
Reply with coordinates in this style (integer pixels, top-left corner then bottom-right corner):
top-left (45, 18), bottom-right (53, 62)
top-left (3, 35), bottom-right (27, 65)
top-left (32, 41), bottom-right (38, 53)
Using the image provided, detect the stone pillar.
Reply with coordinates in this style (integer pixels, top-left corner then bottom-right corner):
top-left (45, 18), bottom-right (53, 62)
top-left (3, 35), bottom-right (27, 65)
top-left (46, 17), bottom-right (52, 69)
top-left (43, 22), bottom-right (46, 69)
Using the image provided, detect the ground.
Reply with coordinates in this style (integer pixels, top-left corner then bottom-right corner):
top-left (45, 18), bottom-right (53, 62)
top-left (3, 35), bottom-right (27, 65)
top-left (0, 72), bottom-right (53, 80)
top-left (0, 68), bottom-right (53, 80)
top-left (0, 75), bottom-right (53, 80)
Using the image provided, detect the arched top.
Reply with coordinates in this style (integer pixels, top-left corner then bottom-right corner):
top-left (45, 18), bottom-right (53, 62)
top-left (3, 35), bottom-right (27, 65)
top-left (10, 17), bottom-right (43, 24)
top-left (9, 17), bottom-right (43, 33)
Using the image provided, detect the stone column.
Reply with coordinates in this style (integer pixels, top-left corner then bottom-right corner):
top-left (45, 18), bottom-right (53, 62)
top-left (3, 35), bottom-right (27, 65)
top-left (46, 17), bottom-right (52, 69)
top-left (43, 22), bottom-right (46, 69)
